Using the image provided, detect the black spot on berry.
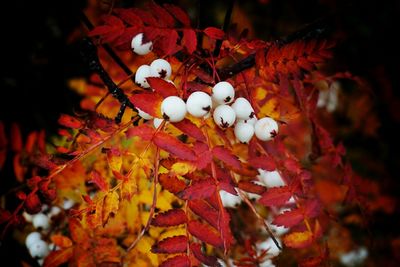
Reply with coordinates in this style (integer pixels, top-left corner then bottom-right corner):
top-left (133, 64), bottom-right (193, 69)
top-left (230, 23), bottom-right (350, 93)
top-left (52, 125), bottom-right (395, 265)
top-left (270, 130), bottom-right (277, 138)
top-left (159, 69), bottom-right (167, 79)
top-left (249, 112), bottom-right (255, 118)
top-left (220, 118), bottom-right (229, 128)
top-left (162, 113), bottom-right (170, 120)
top-left (224, 96), bottom-right (231, 103)
top-left (202, 105), bottom-right (211, 112)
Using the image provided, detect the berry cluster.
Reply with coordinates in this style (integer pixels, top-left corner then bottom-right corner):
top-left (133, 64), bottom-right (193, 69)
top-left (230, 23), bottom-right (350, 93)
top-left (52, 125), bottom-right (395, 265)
top-left (23, 200), bottom-right (74, 265)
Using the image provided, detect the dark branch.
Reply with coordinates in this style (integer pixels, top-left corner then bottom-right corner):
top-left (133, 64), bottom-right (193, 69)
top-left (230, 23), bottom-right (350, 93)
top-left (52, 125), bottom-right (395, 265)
top-left (213, 0), bottom-right (235, 57)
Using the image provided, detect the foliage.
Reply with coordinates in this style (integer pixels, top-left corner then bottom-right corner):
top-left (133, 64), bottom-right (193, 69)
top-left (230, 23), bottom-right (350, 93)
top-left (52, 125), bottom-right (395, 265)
top-left (0, 1), bottom-right (395, 267)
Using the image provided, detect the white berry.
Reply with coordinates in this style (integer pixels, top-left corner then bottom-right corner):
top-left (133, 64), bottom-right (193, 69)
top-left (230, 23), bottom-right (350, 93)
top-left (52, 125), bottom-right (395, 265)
top-left (131, 33), bottom-right (152, 55)
top-left (213, 105), bottom-right (236, 128)
top-left (137, 108), bottom-right (153, 120)
top-left (258, 169), bottom-right (285, 188)
top-left (25, 232), bottom-right (41, 249)
top-left (254, 117), bottom-right (278, 141)
top-left (231, 97), bottom-right (255, 120)
top-left (237, 116), bottom-right (257, 125)
top-left (186, 91), bottom-right (212, 118)
top-left (23, 211), bottom-right (34, 222)
top-left (29, 240), bottom-right (49, 258)
top-left (212, 81), bottom-right (235, 104)
top-left (32, 213), bottom-right (50, 230)
top-left (234, 121), bottom-right (255, 143)
top-left (150, 59), bottom-right (172, 79)
top-left (48, 206), bottom-right (61, 217)
top-left (161, 96), bottom-right (187, 122)
top-left (135, 65), bottom-right (152, 88)
top-left (219, 190), bottom-right (241, 208)
top-left (62, 198), bottom-right (75, 210)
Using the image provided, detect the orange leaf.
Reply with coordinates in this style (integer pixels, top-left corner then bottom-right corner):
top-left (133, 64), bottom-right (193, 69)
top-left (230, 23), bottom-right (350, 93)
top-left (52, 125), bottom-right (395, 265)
top-left (69, 218), bottom-right (90, 244)
top-left (159, 174), bottom-right (186, 194)
top-left (43, 247), bottom-right (73, 267)
top-left (50, 234), bottom-right (73, 248)
top-left (129, 92), bottom-right (163, 118)
top-left (102, 191), bottom-right (120, 226)
top-left (90, 170), bottom-right (109, 192)
top-left (151, 235), bottom-right (188, 254)
top-left (204, 27), bottom-right (225, 40)
top-left (58, 114), bottom-right (82, 129)
top-left (283, 231), bottom-right (313, 248)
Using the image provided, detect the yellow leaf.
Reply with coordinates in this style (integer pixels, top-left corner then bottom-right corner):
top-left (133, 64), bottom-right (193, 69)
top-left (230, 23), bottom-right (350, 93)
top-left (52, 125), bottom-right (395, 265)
top-left (102, 191), bottom-right (120, 226)
top-left (170, 161), bottom-right (196, 176)
top-left (107, 152), bottom-right (122, 172)
top-left (283, 231), bottom-right (313, 248)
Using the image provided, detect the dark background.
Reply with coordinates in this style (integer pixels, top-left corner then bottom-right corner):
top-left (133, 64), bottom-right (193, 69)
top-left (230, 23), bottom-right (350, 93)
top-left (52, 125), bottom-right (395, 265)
top-left (0, 0), bottom-right (399, 265)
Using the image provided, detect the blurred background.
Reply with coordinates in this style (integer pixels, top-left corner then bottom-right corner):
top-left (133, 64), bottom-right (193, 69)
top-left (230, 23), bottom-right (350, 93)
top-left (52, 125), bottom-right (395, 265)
top-left (0, 0), bottom-right (399, 266)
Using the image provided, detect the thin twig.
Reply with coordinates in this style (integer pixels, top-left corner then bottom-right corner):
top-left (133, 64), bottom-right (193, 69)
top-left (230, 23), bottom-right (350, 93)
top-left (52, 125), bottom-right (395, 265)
top-left (214, 0), bottom-right (235, 57)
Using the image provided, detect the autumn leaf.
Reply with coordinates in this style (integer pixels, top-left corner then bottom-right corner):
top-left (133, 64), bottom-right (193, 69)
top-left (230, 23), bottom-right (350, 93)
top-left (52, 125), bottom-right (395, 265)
top-left (129, 92), bottom-right (163, 118)
top-left (10, 123), bottom-right (22, 152)
top-left (188, 220), bottom-right (223, 248)
top-left (164, 4), bottom-right (191, 27)
top-left (90, 170), bottom-right (109, 192)
top-left (159, 173), bottom-right (187, 194)
top-left (238, 181), bottom-right (266, 195)
top-left (188, 200), bottom-right (218, 229)
top-left (126, 124), bottom-right (155, 141)
top-left (160, 255), bottom-right (190, 267)
top-left (183, 29), bottom-right (197, 54)
top-left (106, 148), bottom-right (122, 172)
top-left (147, 77), bottom-right (178, 98)
top-left (190, 243), bottom-right (221, 267)
top-left (151, 209), bottom-right (187, 227)
top-left (102, 191), bottom-right (120, 226)
top-left (212, 146), bottom-right (242, 170)
top-left (170, 161), bottom-right (197, 176)
top-left (51, 235), bottom-right (73, 248)
top-left (154, 131), bottom-right (197, 161)
top-left (259, 186), bottom-right (292, 207)
top-left (148, 2), bottom-right (176, 27)
top-left (204, 27), bottom-right (225, 40)
top-left (173, 119), bottom-right (206, 142)
top-left (283, 231), bottom-right (313, 248)
top-left (43, 247), bottom-right (74, 267)
top-left (151, 235), bottom-right (188, 254)
top-left (178, 178), bottom-right (216, 200)
top-left (248, 156), bottom-right (276, 171)
top-left (69, 218), bottom-right (90, 244)
top-left (58, 114), bottom-right (82, 129)
top-left (272, 208), bottom-right (304, 228)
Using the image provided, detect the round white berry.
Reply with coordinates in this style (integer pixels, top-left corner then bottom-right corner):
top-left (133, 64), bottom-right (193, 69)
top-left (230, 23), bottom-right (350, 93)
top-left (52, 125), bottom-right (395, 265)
top-left (219, 190), bottom-right (241, 208)
top-left (25, 232), bottom-right (42, 249)
top-left (131, 33), bottom-right (152, 55)
top-left (62, 198), bottom-right (75, 210)
top-left (231, 97), bottom-right (255, 120)
top-left (234, 121), bottom-right (255, 143)
top-left (161, 96), bottom-right (187, 122)
top-left (29, 239), bottom-right (49, 258)
top-left (32, 213), bottom-right (50, 230)
top-left (23, 211), bottom-right (34, 222)
top-left (150, 59), bottom-right (172, 79)
top-left (186, 91), bottom-right (212, 118)
top-left (153, 118), bottom-right (164, 128)
top-left (137, 108), bottom-right (153, 120)
top-left (258, 169), bottom-right (285, 188)
top-left (254, 117), bottom-right (278, 141)
top-left (135, 65), bottom-right (152, 88)
top-left (48, 206), bottom-right (61, 218)
top-left (212, 81), bottom-right (235, 104)
top-left (213, 105), bottom-right (236, 128)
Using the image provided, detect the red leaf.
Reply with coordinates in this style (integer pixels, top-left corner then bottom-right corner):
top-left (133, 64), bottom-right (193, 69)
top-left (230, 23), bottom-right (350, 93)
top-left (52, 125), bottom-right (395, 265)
top-left (272, 208), bottom-right (304, 228)
top-left (183, 29), bottom-right (197, 54)
top-left (50, 235), bottom-right (73, 248)
top-left (238, 181), bottom-right (266, 195)
top-left (212, 146), bottom-right (242, 170)
top-left (129, 92), bottom-right (163, 118)
top-left (16, 191), bottom-right (26, 200)
top-left (90, 170), bottom-right (109, 192)
top-left (189, 200), bottom-right (218, 229)
top-left (69, 218), bottom-right (90, 244)
top-left (126, 124), bottom-right (155, 141)
top-left (10, 123), bottom-right (22, 152)
top-left (148, 2), bottom-right (176, 28)
top-left (304, 199), bottom-right (321, 218)
top-left (154, 131), bottom-right (197, 161)
top-left (151, 209), bottom-right (187, 227)
top-left (164, 4), bottom-right (191, 27)
top-left (188, 220), bottom-right (223, 248)
top-left (173, 119), bottom-right (206, 142)
top-left (43, 247), bottom-right (74, 267)
top-left (190, 243), bottom-right (220, 266)
top-left (193, 142), bottom-right (212, 169)
top-left (178, 178), bottom-right (216, 200)
top-left (162, 29), bottom-right (179, 55)
top-left (114, 9), bottom-right (143, 26)
top-left (58, 114), bottom-right (82, 129)
top-left (160, 255), bottom-right (190, 267)
top-left (159, 174), bottom-right (187, 194)
top-left (146, 77), bottom-right (178, 97)
top-left (248, 156), bottom-right (276, 171)
top-left (259, 186), bottom-right (292, 207)
top-left (204, 27), bottom-right (225, 40)
top-left (151, 236), bottom-right (188, 254)
top-left (131, 8), bottom-right (158, 27)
